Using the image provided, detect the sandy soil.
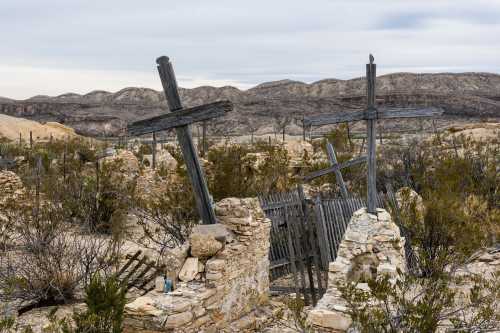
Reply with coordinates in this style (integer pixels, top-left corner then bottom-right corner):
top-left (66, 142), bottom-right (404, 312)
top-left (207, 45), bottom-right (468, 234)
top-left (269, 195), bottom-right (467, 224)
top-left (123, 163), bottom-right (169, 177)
top-left (445, 122), bottom-right (500, 140)
top-left (0, 114), bottom-right (77, 142)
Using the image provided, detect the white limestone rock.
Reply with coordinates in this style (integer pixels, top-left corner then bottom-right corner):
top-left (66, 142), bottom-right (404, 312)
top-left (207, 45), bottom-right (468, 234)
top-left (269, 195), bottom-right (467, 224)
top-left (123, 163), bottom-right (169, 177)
top-left (308, 208), bottom-right (406, 332)
top-left (190, 233), bottom-right (223, 259)
top-left (179, 257), bottom-right (199, 282)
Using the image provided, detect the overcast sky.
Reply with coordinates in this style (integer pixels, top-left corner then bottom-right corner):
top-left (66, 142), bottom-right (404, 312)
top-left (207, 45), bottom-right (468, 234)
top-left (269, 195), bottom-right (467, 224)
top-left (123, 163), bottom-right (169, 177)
top-left (2, 0), bottom-right (500, 99)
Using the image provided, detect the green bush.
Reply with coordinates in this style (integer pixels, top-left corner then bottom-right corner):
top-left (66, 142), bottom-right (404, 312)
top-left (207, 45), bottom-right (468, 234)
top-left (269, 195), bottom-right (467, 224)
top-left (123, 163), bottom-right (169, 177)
top-left (72, 274), bottom-right (126, 333)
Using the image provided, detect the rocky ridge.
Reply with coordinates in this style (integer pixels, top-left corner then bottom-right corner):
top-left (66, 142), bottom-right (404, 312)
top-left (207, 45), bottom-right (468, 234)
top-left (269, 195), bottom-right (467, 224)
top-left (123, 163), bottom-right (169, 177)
top-left (1, 73), bottom-right (500, 136)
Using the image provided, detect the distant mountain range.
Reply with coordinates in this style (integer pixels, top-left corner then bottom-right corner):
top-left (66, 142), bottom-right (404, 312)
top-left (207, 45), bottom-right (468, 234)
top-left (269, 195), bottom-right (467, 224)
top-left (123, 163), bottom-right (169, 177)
top-left (1, 72), bottom-right (500, 136)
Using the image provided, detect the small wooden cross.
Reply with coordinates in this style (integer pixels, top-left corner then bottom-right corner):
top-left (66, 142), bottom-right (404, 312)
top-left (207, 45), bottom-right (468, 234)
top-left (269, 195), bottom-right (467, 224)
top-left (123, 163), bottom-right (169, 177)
top-left (305, 55), bottom-right (443, 214)
top-left (128, 56), bottom-right (233, 224)
top-left (303, 141), bottom-right (367, 199)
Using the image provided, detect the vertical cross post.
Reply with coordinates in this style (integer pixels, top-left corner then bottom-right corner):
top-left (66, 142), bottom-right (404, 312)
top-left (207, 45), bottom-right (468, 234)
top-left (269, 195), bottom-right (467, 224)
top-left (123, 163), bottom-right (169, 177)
top-left (366, 55), bottom-right (377, 214)
top-left (156, 56), bottom-right (217, 224)
top-left (30, 131), bottom-right (33, 149)
top-left (152, 132), bottom-right (157, 170)
top-left (326, 142), bottom-right (349, 198)
top-left (202, 121), bottom-right (207, 157)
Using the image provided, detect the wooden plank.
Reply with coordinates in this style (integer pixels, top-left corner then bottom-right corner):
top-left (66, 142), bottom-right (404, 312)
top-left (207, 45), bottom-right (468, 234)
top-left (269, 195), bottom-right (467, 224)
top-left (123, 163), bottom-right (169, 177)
top-left (116, 250), bottom-right (142, 278)
top-left (303, 156), bottom-right (367, 181)
top-left (156, 56), bottom-right (217, 225)
top-left (304, 109), bottom-right (366, 126)
top-left (313, 197), bottom-right (331, 267)
top-left (127, 262), bottom-right (155, 290)
top-left (366, 59), bottom-right (377, 214)
top-left (152, 132), bottom-right (157, 169)
top-left (297, 186), bottom-right (317, 305)
top-left (284, 208), bottom-right (300, 299)
top-left (122, 256), bottom-right (148, 283)
top-left (305, 202), bottom-right (326, 297)
top-left (128, 100), bottom-right (233, 136)
top-left (324, 201), bottom-right (337, 260)
top-left (329, 201), bottom-right (342, 259)
top-left (377, 106), bottom-right (443, 120)
top-left (326, 142), bottom-right (349, 198)
top-left (290, 213), bottom-right (310, 305)
top-left (303, 105), bottom-right (442, 127)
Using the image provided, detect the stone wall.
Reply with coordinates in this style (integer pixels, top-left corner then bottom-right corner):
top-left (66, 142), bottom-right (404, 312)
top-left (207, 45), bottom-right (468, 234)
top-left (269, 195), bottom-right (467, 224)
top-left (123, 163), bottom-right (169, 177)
top-left (307, 208), bottom-right (406, 332)
top-left (124, 197), bottom-right (271, 332)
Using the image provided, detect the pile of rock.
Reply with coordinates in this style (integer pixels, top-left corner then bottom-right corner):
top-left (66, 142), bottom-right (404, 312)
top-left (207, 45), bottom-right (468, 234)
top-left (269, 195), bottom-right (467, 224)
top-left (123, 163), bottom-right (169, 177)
top-left (134, 169), bottom-right (170, 201)
top-left (0, 170), bottom-right (25, 208)
top-left (142, 149), bottom-right (178, 170)
top-left (124, 197), bottom-right (271, 332)
top-left (284, 140), bottom-right (313, 168)
top-left (395, 187), bottom-right (425, 223)
top-left (307, 208), bottom-right (406, 331)
top-left (101, 149), bottom-right (140, 180)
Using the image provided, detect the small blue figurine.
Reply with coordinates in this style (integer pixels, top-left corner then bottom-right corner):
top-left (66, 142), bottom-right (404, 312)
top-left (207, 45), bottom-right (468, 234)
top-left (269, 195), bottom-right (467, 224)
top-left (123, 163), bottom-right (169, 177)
top-left (164, 277), bottom-right (173, 293)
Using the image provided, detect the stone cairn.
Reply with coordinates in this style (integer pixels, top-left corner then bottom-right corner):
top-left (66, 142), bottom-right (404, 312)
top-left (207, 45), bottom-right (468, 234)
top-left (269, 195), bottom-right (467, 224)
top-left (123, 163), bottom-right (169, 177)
top-left (124, 197), bottom-right (271, 332)
top-left (0, 170), bottom-right (25, 209)
top-left (308, 208), bottom-right (406, 332)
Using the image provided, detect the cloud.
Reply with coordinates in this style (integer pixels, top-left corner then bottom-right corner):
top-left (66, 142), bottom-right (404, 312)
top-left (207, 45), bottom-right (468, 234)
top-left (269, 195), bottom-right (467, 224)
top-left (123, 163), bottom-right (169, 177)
top-left (1, 0), bottom-right (500, 99)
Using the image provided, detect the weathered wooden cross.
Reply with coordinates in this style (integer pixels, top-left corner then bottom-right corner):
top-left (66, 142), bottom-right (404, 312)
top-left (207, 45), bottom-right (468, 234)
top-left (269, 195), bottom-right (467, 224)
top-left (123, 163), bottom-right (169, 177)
top-left (128, 56), bottom-right (233, 224)
top-left (305, 55), bottom-right (443, 214)
top-left (303, 141), bottom-right (367, 199)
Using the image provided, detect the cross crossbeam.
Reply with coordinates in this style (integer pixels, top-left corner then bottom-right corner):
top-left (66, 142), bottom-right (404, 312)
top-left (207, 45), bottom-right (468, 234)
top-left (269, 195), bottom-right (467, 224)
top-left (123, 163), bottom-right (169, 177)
top-left (304, 55), bottom-right (444, 214)
top-left (304, 106), bottom-right (443, 127)
top-left (303, 154), bottom-right (367, 182)
top-left (128, 56), bottom-right (234, 224)
top-left (128, 100), bottom-right (233, 136)
top-left (303, 141), bottom-right (366, 198)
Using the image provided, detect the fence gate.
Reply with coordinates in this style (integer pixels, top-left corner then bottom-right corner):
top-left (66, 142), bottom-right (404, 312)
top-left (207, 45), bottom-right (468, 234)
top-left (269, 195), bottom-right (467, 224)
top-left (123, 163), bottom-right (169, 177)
top-left (259, 184), bottom-right (418, 305)
top-left (259, 185), bottom-right (327, 306)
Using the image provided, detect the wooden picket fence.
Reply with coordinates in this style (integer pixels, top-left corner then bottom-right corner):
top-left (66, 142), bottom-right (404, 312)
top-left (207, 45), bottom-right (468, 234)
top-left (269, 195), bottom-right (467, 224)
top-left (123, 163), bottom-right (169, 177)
top-left (259, 186), bottom-right (327, 306)
top-left (259, 184), bottom-right (418, 304)
top-left (313, 192), bottom-right (393, 266)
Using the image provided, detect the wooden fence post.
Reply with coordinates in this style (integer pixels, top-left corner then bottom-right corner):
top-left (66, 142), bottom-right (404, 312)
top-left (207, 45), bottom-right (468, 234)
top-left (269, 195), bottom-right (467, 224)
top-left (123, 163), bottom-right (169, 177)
top-left (313, 196), bottom-right (331, 268)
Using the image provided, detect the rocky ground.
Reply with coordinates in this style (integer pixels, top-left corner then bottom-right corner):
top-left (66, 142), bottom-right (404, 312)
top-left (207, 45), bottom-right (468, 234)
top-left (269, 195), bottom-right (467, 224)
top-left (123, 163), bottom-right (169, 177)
top-left (0, 124), bottom-right (498, 332)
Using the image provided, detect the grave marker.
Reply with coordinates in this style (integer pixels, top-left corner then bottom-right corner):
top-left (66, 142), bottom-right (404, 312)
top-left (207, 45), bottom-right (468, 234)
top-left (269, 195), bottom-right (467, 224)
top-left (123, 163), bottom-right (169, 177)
top-left (128, 56), bottom-right (233, 224)
top-left (305, 55), bottom-right (443, 214)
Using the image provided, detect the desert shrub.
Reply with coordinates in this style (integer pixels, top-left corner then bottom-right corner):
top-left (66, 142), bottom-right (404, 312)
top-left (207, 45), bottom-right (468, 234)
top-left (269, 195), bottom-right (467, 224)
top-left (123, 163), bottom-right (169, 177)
top-left (340, 269), bottom-right (499, 332)
top-left (134, 157), bottom-right (197, 254)
top-left (206, 144), bottom-right (258, 200)
top-left (253, 141), bottom-right (295, 194)
top-left (71, 274), bottom-right (126, 333)
top-left (166, 140), bottom-right (294, 199)
top-left (321, 123), bottom-right (352, 153)
top-left (0, 195), bottom-right (120, 306)
top-left (44, 157), bottom-right (135, 237)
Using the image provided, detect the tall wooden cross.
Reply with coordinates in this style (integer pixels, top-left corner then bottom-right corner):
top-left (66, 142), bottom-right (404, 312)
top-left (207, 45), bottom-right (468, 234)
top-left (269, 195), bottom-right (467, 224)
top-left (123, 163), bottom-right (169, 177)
top-left (128, 56), bottom-right (233, 224)
top-left (303, 141), bottom-right (367, 199)
top-left (305, 55), bottom-right (443, 214)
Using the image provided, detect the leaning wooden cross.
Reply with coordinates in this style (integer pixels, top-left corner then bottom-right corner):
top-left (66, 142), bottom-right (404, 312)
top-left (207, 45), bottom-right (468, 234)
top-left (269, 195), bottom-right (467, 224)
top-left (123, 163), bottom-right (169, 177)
top-left (303, 141), bottom-right (367, 199)
top-left (305, 55), bottom-right (443, 214)
top-left (128, 56), bottom-right (233, 224)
